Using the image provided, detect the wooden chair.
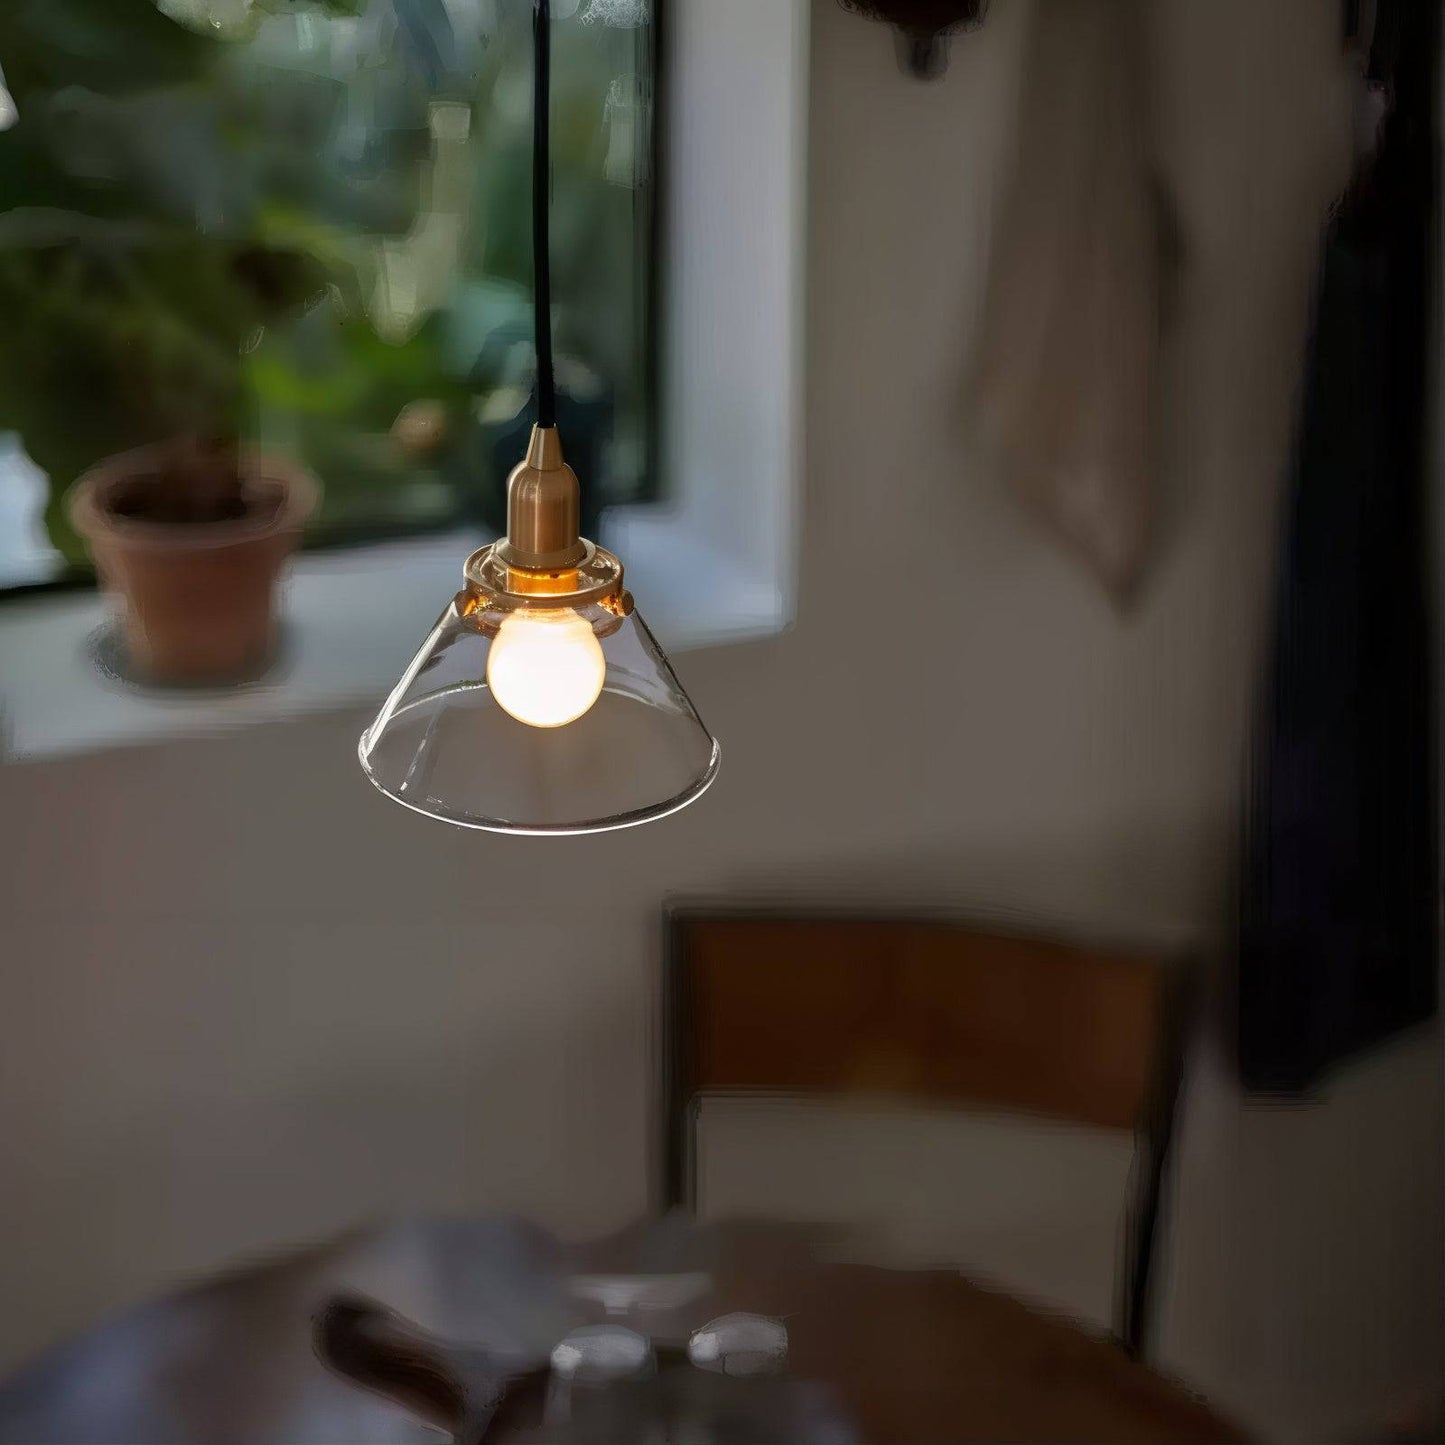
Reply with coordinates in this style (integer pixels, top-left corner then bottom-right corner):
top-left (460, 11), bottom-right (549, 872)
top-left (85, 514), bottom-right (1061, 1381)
top-left (658, 907), bottom-right (1194, 1361)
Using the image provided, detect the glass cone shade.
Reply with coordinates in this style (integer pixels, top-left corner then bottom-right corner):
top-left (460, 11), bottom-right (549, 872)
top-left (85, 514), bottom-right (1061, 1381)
top-left (359, 584), bottom-right (719, 834)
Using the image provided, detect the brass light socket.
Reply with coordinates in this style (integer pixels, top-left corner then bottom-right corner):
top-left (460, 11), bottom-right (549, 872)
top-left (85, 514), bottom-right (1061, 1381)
top-left (494, 425), bottom-right (589, 571)
top-left (460, 422), bottom-right (631, 618)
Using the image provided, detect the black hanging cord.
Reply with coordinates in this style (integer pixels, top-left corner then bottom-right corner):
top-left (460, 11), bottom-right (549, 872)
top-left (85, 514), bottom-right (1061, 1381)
top-left (533, 0), bottom-right (557, 429)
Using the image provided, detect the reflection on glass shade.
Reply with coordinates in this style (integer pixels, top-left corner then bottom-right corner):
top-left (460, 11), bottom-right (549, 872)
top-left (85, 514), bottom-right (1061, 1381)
top-left (358, 597), bottom-right (719, 834)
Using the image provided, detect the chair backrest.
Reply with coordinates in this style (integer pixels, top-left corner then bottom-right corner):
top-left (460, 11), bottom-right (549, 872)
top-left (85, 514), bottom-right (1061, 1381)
top-left (659, 908), bottom-right (1191, 1358)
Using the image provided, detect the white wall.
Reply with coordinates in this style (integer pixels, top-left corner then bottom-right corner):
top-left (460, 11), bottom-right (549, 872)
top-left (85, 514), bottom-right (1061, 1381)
top-left (0, 1), bottom-right (1440, 1439)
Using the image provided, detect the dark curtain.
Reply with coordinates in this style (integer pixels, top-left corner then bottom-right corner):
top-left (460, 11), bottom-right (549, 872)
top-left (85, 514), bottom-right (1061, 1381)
top-left (1237, 0), bottom-right (1440, 1093)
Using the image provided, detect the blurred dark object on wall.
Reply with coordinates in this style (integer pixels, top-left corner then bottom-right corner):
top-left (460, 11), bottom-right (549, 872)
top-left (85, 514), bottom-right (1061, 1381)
top-left (1237, 0), bottom-right (1440, 1093)
top-left (836, 0), bottom-right (987, 79)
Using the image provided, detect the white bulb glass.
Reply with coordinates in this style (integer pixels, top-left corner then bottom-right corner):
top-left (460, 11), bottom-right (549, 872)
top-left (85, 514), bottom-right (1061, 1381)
top-left (485, 609), bottom-right (606, 728)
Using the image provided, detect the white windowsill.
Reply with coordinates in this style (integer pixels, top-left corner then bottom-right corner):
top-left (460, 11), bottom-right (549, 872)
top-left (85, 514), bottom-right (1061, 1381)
top-left (0, 0), bottom-right (807, 765)
top-left (0, 511), bottom-right (786, 762)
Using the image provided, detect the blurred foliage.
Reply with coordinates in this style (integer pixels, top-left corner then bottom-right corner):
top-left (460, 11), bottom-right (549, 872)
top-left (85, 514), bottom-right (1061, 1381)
top-left (0, 0), bottom-right (655, 573)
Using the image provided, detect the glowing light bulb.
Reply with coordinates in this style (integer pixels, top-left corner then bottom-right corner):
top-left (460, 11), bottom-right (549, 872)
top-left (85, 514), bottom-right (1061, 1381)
top-left (486, 609), bottom-right (606, 728)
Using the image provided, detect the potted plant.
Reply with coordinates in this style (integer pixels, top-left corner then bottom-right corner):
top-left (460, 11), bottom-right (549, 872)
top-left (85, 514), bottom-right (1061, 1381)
top-left (66, 435), bottom-right (316, 685)
top-left (0, 1), bottom-right (335, 684)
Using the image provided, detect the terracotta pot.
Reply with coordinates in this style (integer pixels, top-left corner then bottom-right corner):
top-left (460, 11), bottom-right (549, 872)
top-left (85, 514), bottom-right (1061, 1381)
top-left (68, 444), bottom-right (318, 686)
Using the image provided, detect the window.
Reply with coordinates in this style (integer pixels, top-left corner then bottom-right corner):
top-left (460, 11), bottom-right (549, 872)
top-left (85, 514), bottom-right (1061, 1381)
top-left (0, 0), bottom-right (802, 761)
top-left (0, 0), bottom-right (660, 592)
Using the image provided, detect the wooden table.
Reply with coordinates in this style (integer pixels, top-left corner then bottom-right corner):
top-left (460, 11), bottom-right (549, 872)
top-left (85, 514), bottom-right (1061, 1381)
top-left (0, 1217), bottom-right (1245, 1443)
top-left (539, 1220), bottom-right (1241, 1444)
top-left (677, 1223), bottom-right (1241, 1443)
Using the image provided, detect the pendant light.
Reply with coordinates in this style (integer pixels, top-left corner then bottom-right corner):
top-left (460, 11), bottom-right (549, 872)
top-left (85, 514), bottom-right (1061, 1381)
top-left (358, 0), bottom-right (719, 834)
